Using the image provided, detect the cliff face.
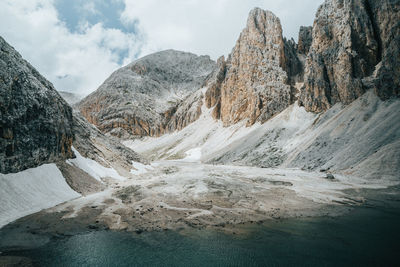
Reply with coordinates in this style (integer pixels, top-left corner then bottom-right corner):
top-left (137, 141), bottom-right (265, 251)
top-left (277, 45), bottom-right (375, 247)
top-left (297, 26), bottom-right (313, 55)
top-left (0, 37), bottom-right (74, 174)
top-left (206, 8), bottom-right (295, 127)
top-left (81, 2), bottom-right (399, 138)
top-left (78, 50), bottom-right (216, 138)
top-left (300, 0), bottom-right (400, 113)
top-left (367, 0), bottom-right (400, 100)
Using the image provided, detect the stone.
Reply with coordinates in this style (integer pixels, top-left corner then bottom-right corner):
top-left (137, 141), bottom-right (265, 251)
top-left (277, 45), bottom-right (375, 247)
top-left (297, 26), bottom-right (313, 55)
top-left (326, 173), bottom-right (335, 180)
top-left (205, 56), bottom-right (226, 119)
top-left (72, 112), bottom-right (147, 176)
top-left (0, 36), bottom-right (74, 173)
top-left (209, 8), bottom-right (293, 127)
top-left (300, 0), bottom-right (400, 113)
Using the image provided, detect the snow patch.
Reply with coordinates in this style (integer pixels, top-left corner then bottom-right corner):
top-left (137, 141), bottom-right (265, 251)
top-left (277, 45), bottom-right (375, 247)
top-left (181, 147), bottom-right (202, 162)
top-left (68, 147), bottom-right (125, 181)
top-left (0, 164), bottom-right (80, 228)
top-left (130, 161), bottom-right (154, 175)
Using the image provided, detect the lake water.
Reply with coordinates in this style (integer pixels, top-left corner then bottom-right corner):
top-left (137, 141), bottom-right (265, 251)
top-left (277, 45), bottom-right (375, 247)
top-left (4, 200), bottom-right (400, 267)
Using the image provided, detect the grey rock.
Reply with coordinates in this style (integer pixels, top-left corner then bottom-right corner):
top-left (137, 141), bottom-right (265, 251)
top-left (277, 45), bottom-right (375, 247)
top-left (78, 50), bottom-right (216, 138)
top-left (0, 36), bottom-right (74, 174)
top-left (72, 112), bottom-right (147, 174)
top-left (300, 0), bottom-right (400, 113)
top-left (297, 26), bottom-right (312, 55)
top-left (208, 8), bottom-right (292, 127)
top-left (326, 173), bottom-right (335, 180)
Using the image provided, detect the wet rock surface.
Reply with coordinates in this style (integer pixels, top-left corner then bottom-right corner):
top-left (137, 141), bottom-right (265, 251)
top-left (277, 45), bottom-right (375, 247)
top-left (0, 36), bottom-right (74, 174)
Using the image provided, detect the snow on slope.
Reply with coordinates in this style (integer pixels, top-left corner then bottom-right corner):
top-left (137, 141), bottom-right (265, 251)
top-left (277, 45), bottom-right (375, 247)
top-left (0, 164), bottom-right (80, 228)
top-left (125, 90), bottom-right (400, 181)
top-left (283, 90), bottom-right (400, 181)
top-left (124, 100), bottom-right (316, 165)
top-left (124, 105), bottom-right (267, 161)
top-left (67, 147), bottom-right (126, 181)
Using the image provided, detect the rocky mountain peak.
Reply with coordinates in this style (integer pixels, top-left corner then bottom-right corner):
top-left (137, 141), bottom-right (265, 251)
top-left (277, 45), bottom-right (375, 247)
top-left (79, 49), bottom-right (216, 138)
top-left (298, 26), bottom-right (312, 55)
top-left (205, 8), bottom-right (295, 126)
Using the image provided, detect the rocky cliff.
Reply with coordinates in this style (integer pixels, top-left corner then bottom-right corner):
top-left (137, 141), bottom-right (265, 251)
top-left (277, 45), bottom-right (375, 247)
top-left (78, 50), bottom-right (216, 138)
top-left (0, 37), bottom-right (74, 173)
top-left (300, 0), bottom-right (400, 113)
top-left (81, 2), bottom-right (399, 138)
top-left (206, 8), bottom-right (297, 127)
top-left (297, 26), bottom-right (313, 55)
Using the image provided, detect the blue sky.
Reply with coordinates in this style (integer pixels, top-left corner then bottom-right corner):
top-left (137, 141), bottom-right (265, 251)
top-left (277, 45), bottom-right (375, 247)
top-left (0, 0), bottom-right (323, 96)
top-left (54, 0), bottom-right (138, 64)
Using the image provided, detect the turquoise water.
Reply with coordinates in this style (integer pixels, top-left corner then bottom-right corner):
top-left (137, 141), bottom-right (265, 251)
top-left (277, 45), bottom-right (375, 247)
top-left (5, 203), bottom-right (400, 267)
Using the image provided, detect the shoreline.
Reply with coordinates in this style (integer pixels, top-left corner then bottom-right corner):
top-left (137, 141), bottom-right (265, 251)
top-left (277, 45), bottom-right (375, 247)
top-left (1, 190), bottom-right (399, 266)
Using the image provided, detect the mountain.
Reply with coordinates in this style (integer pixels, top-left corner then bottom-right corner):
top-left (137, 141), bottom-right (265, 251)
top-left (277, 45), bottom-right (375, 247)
top-left (0, 36), bottom-right (74, 173)
top-left (77, 1), bottom-right (399, 180)
top-left (78, 50), bottom-right (216, 138)
top-left (204, 8), bottom-right (302, 126)
top-left (0, 36), bottom-right (146, 226)
top-left (300, 0), bottom-right (400, 112)
top-left (1, 0), bottom-right (399, 236)
top-left (122, 2), bottom-right (400, 180)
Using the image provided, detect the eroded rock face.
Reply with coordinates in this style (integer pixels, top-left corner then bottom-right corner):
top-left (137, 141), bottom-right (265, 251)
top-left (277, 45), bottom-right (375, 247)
top-left (209, 8), bottom-right (293, 126)
top-left (367, 0), bottom-right (400, 100)
top-left (72, 112), bottom-right (146, 177)
top-left (297, 26), bottom-right (313, 55)
top-left (78, 50), bottom-right (216, 138)
top-left (300, 0), bottom-right (400, 113)
top-left (204, 56), bottom-right (226, 119)
top-left (0, 37), bottom-right (74, 174)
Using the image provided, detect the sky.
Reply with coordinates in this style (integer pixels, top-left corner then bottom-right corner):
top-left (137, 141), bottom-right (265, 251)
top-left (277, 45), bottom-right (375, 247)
top-left (0, 0), bottom-right (323, 96)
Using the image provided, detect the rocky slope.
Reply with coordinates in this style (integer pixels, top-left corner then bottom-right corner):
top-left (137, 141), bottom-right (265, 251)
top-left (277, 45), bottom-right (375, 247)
top-left (297, 26), bottom-right (313, 55)
top-left (78, 50), bottom-right (215, 138)
top-left (0, 36), bottom-right (144, 177)
top-left (0, 37), bottom-right (74, 174)
top-left (300, 0), bottom-right (400, 113)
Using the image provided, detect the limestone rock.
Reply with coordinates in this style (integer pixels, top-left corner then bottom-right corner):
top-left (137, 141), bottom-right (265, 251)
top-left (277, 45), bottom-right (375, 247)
top-left (208, 8), bottom-right (292, 126)
top-left (0, 36), bottom-right (74, 173)
top-left (367, 0), bottom-right (400, 100)
top-left (78, 50), bottom-right (216, 138)
top-left (297, 26), bottom-right (313, 55)
top-left (300, 0), bottom-right (400, 113)
top-left (166, 90), bottom-right (204, 132)
top-left (72, 112), bottom-right (147, 177)
top-left (283, 38), bottom-right (303, 93)
top-left (204, 56), bottom-right (226, 119)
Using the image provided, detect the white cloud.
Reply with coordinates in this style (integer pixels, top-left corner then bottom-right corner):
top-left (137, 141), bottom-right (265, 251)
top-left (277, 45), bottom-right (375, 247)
top-left (121, 0), bottom-right (323, 59)
top-left (0, 0), bottom-right (141, 96)
top-left (0, 0), bottom-right (323, 96)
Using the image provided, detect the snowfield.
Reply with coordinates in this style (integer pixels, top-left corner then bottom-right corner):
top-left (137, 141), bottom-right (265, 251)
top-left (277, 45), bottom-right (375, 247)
top-left (0, 164), bottom-right (80, 228)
